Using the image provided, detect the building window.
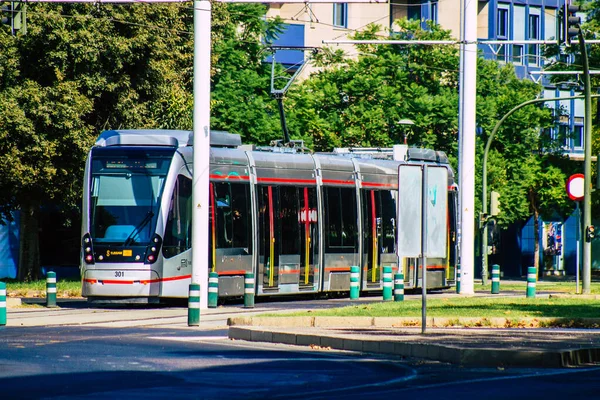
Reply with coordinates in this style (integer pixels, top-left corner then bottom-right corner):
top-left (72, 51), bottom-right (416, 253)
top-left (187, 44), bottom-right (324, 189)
top-left (497, 44), bottom-right (507, 62)
top-left (512, 44), bottom-right (523, 64)
top-left (333, 3), bottom-right (348, 28)
top-left (497, 8), bottom-right (509, 39)
top-left (430, 2), bottom-right (438, 23)
top-left (407, 1), bottom-right (421, 21)
top-left (496, 6), bottom-right (509, 62)
top-left (573, 125), bottom-right (583, 149)
top-left (528, 13), bottom-right (540, 66)
top-left (556, 124), bottom-right (568, 147)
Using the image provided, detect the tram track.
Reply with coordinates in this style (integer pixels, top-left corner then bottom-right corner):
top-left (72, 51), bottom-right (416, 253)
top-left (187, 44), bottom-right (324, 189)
top-left (4, 304), bottom-right (292, 328)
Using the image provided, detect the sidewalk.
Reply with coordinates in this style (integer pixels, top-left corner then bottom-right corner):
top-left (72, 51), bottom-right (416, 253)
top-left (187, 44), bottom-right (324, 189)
top-left (227, 316), bottom-right (600, 368)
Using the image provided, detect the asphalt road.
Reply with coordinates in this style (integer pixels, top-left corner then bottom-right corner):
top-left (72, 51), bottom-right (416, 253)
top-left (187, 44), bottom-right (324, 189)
top-left (2, 324), bottom-right (600, 399)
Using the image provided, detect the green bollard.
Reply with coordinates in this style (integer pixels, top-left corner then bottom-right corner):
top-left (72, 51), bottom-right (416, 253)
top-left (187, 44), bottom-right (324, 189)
top-left (382, 266), bottom-right (392, 301)
top-left (350, 266), bottom-right (360, 299)
top-left (208, 271), bottom-right (218, 308)
top-left (244, 272), bottom-right (255, 308)
top-left (526, 266), bottom-right (537, 298)
top-left (394, 273), bottom-right (404, 302)
top-left (46, 271), bottom-right (57, 308)
top-left (188, 283), bottom-right (200, 326)
top-left (0, 281), bottom-right (6, 326)
top-left (456, 264), bottom-right (461, 294)
top-left (491, 264), bottom-right (500, 294)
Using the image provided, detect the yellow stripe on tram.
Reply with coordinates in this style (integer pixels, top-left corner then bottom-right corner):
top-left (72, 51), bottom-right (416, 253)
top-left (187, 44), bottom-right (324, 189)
top-left (270, 237), bottom-right (275, 287)
top-left (305, 236), bottom-right (310, 285)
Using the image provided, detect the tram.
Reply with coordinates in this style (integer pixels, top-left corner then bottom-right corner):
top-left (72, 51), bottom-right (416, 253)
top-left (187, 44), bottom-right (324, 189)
top-left (80, 129), bottom-right (458, 302)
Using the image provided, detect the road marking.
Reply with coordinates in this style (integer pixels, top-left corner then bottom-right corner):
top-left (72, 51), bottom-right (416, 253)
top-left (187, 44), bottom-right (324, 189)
top-left (361, 366), bottom-right (600, 395)
top-left (148, 336), bottom-right (230, 342)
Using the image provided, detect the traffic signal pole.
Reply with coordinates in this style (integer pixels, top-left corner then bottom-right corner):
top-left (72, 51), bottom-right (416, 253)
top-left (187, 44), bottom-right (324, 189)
top-left (561, 0), bottom-right (592, 294)
top-left (577, 27), bottom-right (593, 294)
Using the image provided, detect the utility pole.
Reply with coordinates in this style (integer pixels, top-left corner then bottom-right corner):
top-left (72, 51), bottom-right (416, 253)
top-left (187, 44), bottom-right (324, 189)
top-left (563, 0), bottom-right (592, 294)
top-left (192, 0), bottom-right (212, 309)
top-left (458, 0), bottom-right (477, 294)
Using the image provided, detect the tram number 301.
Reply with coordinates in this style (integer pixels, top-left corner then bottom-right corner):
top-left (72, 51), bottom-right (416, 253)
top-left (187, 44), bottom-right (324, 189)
top-left (114, 271), bottom-right (125, 278)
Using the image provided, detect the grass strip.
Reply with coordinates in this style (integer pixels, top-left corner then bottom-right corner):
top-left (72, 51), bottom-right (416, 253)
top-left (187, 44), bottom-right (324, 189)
top-left (275, 296), bottom-right (600, 320)
top-left (2, 278), bottom-right (82, 298)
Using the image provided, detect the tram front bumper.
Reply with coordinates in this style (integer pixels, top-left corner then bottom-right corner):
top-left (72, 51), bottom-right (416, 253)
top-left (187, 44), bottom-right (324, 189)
top-left (82, 269), bottom-right (160, 298)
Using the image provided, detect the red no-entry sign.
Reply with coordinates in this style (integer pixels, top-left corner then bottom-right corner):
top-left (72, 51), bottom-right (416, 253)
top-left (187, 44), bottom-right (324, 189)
top-left (566, 173), bottom-right (585, 201)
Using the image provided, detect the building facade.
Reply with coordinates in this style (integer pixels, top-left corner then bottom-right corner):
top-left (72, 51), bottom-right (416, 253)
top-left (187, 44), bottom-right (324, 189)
top-left (268, 0), bottom-right (584, 159)
top-left (266, 0), bottom-right (587, 277)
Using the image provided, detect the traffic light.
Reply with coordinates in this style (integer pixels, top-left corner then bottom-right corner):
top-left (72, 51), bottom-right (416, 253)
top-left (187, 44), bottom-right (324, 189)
top-left (563, 1), bottom-right (581, 45)
top-left (490, 191), bottom-right (501, 216)
top-left (586, 225), bottom-right (595, 242)
top-left (1, 2), bottom-right (26, 35)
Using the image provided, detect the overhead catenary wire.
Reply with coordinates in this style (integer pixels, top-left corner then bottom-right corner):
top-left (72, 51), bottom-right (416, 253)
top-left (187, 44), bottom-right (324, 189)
top-left (8, 2), bottom-right (600, 74)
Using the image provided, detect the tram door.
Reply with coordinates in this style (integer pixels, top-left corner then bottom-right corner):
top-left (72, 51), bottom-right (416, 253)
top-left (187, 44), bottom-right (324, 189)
top-left (447, 190), bottom-right (458, 282)
top-left (362, 190), bottom-right (397, 288)
top-left (259, 186), bottom-right (318, 291)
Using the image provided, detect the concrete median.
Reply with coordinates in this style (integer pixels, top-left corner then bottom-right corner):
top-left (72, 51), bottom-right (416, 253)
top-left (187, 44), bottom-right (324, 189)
top-left (227, 317), bottom-right (600, 368)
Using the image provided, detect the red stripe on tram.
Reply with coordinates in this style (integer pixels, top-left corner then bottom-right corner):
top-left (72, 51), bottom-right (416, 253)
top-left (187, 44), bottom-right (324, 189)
top-left (325, 267), bottom-right (351, 272)
top-left (218, 270), bottom-right (247, 276)
top-left (363, 182), bottom-right (397, 189)
top-left (209, 174), bottom-right (250, 181)
top-left (322, 179), bottom-right (354, 186)
top-left (257, 177), bottom-right (316, 185)
top-left (84, 274), bottom-right (192, 285)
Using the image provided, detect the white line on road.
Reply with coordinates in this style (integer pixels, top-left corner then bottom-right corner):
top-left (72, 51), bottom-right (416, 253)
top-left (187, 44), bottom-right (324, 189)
top-left (147, 336), bottom-right (230, 342)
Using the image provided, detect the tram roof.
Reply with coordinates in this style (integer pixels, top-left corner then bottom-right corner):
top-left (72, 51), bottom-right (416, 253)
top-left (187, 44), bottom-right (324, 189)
top-left (95, 129), bottom-right (242, 148)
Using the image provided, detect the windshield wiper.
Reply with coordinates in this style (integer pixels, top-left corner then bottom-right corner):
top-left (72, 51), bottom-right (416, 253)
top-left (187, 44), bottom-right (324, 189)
top-left (124, 211), bottom-right (155, 246)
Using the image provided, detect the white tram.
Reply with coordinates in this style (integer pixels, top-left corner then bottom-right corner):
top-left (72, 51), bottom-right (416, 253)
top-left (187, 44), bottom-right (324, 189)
top-left (80, 130), bottom-right (458, 302)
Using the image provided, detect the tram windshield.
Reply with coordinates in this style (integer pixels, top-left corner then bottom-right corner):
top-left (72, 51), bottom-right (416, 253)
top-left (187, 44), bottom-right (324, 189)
top-left (89, 147), bottom-right (175, 246)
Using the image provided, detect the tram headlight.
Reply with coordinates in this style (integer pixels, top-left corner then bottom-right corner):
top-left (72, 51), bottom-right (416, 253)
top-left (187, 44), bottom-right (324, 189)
top-left (144, 234), bottom-right (162, 264)
top-left (82, 233), bottom-right (95, 265)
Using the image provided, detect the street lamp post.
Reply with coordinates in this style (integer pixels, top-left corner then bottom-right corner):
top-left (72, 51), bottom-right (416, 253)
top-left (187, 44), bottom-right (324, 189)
top-left (397, 118), bottom-right (415, 145)
top-left (481, 94), bottom-right (600, 287)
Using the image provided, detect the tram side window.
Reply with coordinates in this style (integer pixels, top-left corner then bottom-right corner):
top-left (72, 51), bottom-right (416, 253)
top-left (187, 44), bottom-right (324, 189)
top-left (163, 175), bottom-right (192, 259)
top-left (280, 186), bottom-right (300, 255)
top-left (380, 190), bottom-right (396, 254)
top-left (213, 182), bottom-right (251, 254)
top-left (325, 187), bottom-right (357, 252)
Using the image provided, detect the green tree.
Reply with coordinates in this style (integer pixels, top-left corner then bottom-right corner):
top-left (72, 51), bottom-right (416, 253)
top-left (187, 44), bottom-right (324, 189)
top-left (210, 4), bottom-right (284, 144)
top-left (0, 2), bottom-right (280, 280)
top-left (288, 21), bottom-right (459, 154)
top-left (287, 19), bottom-right (577, 273)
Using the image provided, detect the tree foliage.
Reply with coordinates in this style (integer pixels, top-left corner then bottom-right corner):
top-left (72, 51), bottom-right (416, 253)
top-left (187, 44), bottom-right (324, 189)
top-left (287, 19), bottom-right (571, 230)
top-left (0, 2), bottom-right (280, 280)
top-left (287, 21), bottom-right (459, 154)
top-left (0, 5), bottom-right (587, 279)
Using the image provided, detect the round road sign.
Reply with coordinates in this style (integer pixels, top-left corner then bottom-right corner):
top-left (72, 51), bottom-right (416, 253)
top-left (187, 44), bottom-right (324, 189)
top-left (566, 173), bottom-right (585, 201)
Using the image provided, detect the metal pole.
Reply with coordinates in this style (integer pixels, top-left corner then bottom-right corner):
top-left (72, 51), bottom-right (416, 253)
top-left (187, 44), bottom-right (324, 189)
top-left (421, 165), bottom-right (428, 334)
top-left (576, 201), bottom-right (581, 294)
top-left (482, 220), bottom-right (489, 286)
top-left (191, 0), bottom-right (212, 309)
top-left (458, 0), bottom-right (477, 295)
top-left (457, 0), bottom-right (465, 287)
top-left (481, 94), bottom-right (600, 291)
top-left (578, 28), bottom-right (592, 295)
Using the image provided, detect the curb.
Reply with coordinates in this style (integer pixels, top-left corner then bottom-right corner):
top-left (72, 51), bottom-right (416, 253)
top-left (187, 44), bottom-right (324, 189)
top-left (227, 326), bottom-right (600, 368)
top-left (228, 316), bottom-right (600, 329)
top-left (7, 298), bottom-right (22, 308)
